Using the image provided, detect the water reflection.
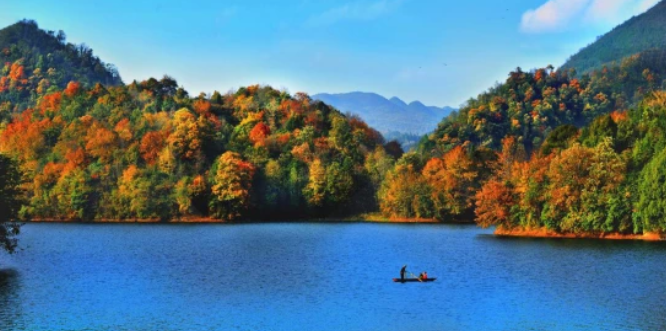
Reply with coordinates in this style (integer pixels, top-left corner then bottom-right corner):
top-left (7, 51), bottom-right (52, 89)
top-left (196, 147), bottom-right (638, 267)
top-left (0, 269), bottom-right (22, 330)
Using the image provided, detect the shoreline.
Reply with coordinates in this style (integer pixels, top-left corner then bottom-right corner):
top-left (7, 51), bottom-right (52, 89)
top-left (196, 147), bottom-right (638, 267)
top-left (26, 214), bottom-right (472, 225)
top-left (21, 219), bottom-right (666, 241)
top-left (494, 227), bottom-right (665, 241)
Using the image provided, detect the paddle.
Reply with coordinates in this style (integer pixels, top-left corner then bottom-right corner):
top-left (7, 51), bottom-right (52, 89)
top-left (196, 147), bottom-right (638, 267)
top-left (409, 271), bottom-right (423, 282)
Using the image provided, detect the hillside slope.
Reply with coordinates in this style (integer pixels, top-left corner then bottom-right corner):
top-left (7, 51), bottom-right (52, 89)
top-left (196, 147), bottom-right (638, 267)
top-left (561, 0), bottom-right (666, 74)
top-left (0, 20), bottom-right (122, 87)
top-left (0, 21), bottom-right (400, 222)
top-left (420, 50), bottom-right (666, 157)
top-left (0, 20), bottom-right (122, 114)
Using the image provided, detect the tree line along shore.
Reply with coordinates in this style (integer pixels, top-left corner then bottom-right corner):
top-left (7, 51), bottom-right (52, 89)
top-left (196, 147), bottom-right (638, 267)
top-left (2, 20), bottom-right (666, 247)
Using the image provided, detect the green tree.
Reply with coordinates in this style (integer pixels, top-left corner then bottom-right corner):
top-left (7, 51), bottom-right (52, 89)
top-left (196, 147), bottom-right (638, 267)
top-left (0, 155), bottom-right (24, 253)
top-left (579, 138), bottom-right (627, 232)
top-left (53, 168), bottom-right (95, 220)
top-left (325, 161), bottom-right (354, 205)
top-left (637, 146), bottom-right (666, 232)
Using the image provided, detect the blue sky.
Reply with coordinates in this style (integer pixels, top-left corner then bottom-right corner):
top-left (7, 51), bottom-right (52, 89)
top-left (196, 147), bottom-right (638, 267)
top-left (0, 0), bottom-right (660, 106)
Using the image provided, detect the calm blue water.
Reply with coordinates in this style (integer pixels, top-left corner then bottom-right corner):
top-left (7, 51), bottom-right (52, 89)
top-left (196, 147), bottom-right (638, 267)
top-left (1, 223), bottom-right (666, 330)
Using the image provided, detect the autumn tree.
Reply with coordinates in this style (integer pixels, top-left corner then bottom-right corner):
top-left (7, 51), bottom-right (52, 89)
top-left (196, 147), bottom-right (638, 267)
top-left (249, 122), bottom-right (270, 147)
top-left (168, 108), bottom-right (202, 160)
top-left (140, 131), bottom-right (166, 165)
top-left (422, 146), bottom-right (478, 218)
top-left (85, 122), bottom-right (118, 163)
top-left (303, 158), bottom-right (326, 207)
top-left (210, 152), bottom-right (255, 220)
top-left (379, 162), bottom-right (433, 219)
top-left (475, 178), bottom-right (514, 229)
top-left (542, 143), bottom-right (594, 232)
top-left (64, 81), bottom-right (81, 97)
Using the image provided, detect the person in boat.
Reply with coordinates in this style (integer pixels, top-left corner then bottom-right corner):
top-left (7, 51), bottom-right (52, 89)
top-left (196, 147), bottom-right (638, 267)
top-left (400, 265), bottom-right (407, 281)
top-left (423, 271), bottom-right (428, 280)
top-left (418, 272), bottom-right (424, 280)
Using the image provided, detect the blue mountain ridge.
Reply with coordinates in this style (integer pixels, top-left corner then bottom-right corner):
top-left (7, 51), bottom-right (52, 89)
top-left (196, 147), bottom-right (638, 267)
top-left (312, 92), bottom-right (455, 135)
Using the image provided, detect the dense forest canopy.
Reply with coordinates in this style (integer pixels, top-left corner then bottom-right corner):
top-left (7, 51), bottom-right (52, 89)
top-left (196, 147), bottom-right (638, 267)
top-left (379, 44), bottom-right (666, 229)
top-left (476, 91), bottom-right (666, 235)
top-left (0, 75), bottom-right (399, 221)
top-left (0, 19), bottom-right (122, 87)
top-left (3, 16), bottom-right (666, 239)
top-left (0, 20), bottom-right (405, 222)
top-left (0, 20), bottom-right (122, 120)
top-left (421, 50), bottom-right (666, 158)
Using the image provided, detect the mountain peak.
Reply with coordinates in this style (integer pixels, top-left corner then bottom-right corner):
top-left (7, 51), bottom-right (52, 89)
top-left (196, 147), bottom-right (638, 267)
top-left (0, 19), bottom-right (123, 88)
top-left (389, 96), bottom-right (408, 108)
top-left (408, 100), bottom-right (426, 108)
top-left (312, 91), bottom-right (455, 134)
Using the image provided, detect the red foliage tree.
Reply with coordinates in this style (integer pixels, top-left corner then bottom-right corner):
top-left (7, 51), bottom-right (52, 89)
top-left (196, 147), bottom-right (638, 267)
top-left (140, 131), bottom-right (166, 165)
top-left (249, 122), bottom-right (271, 146)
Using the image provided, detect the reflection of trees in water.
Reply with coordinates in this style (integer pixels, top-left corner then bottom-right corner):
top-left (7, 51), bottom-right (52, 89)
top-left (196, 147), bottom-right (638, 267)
top-left (0, 269), bottom-right (22, 330)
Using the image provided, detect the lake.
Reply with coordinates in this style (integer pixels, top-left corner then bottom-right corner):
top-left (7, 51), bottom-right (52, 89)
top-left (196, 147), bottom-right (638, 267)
top-left (1, 223), bottom-right (666, 330)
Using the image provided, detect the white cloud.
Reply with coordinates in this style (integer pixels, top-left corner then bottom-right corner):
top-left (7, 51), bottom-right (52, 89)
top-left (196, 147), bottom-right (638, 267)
top-left (306, 0), bottom-right (403, 26)
top-left (520, 0), bottom-right (588, 33)
top-left (521, 0), bottom-right (661, 33)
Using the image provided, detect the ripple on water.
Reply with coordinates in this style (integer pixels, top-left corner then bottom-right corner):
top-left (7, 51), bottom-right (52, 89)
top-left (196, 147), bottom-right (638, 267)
top-left (1, 223), bottom-right (666, 330)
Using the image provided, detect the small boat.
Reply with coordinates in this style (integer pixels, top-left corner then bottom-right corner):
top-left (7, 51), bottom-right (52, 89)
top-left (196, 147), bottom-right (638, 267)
top-left (392, 277), bottom-right (437, 283)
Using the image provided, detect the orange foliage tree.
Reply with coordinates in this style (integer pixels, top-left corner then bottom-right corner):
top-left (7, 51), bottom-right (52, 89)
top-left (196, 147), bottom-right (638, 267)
top-left (475, 178), bottom-right (515, 228)
top-left (422, 146), bottom-right (478, 218)
top-left (85, 122), bottom-right (118, 163)
top-left (64, 81), bottom-right (81, 97)
top-left (249, 122), bottom-right (271, 147)
top-left (379, 163), bottom-right (433, 219)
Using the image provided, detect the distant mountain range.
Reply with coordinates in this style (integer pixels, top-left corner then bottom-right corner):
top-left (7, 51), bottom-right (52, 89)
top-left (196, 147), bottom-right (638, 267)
top-left (312, 92), bottom-right (456, 135)
top-left (560, 0), bottom-right (666, 74)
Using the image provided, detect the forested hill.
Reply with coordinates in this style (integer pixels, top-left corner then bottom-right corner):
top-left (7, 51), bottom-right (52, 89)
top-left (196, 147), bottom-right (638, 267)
top-left (379, 69), bottom-right (666, 237)
top-left (373, 47), bottom-right (666, 225)
top-left (560, 0), bottom-right (666, 74)
top-left (0, 77), bottom-right (403, 221)
top-left (0, 20), bottom-right (122, 112)
top-left (419, 49), bottom-right (666, 158)
top-left (0, 21), bottom-right (403, 222)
